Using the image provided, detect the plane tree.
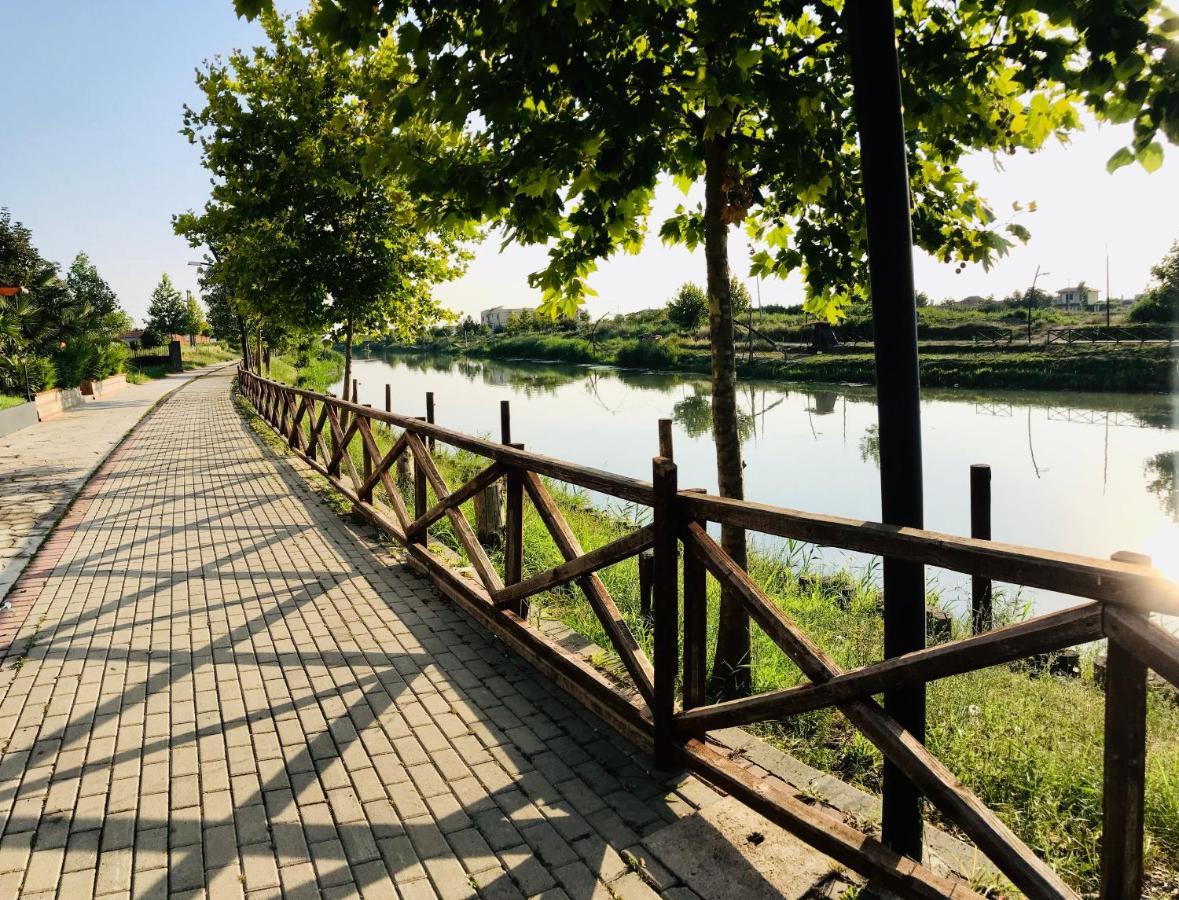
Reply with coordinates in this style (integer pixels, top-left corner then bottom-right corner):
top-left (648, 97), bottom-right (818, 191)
top-left (234, 0), bottom-right (1178, 698)
top-left (176, 11), bottom-right (468, 393)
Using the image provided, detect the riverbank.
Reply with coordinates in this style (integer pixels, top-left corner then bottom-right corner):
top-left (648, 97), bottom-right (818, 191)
top-left (235, 376), bottom-right (1179, 896)
top-left (383, 336), bottom-right (1176, 393)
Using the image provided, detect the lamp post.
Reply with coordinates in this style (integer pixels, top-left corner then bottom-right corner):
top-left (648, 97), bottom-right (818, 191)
top-left (1027, 266), bottom-right (1049, 345)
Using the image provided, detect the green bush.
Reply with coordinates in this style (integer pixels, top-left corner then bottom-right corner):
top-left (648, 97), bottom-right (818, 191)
top-left (1129, 288), bottom-right (1178, 323)
top-left (483, 334), bottom-right (596, 363)
top-left (614, 338), bottom-right (679, 369)
top-left (53, 339), bottom-right (130, 388)
top-left (0, 355), bottom-right (56, 395)
top-left (666, 282), bottom-right (708, 329)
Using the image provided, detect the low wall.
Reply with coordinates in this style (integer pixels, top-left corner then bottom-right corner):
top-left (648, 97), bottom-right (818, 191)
top-left (81, 374), bottom-right (128, 398)
top-left (0, 401), bottom-right (39, 438)
top-left (34, 387), bottom-right (85, 421)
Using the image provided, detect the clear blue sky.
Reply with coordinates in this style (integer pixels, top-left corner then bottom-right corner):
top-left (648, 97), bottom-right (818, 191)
top-left (4, 2), bottom-right (1178, 325)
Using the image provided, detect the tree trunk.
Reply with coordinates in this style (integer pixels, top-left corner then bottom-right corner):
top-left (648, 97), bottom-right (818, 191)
top-left (236, 313), bottom-right (250, 371)
top-left (703, 133), bottom-right (751, 700)
top-left (342, 317), bottom-right (354, 403)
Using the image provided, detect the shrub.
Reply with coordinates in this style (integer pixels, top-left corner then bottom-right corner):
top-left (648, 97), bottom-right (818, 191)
top-left (0, 355), bottom-right (56, 396)
top-left (666, 282), bottom-right (707, 329)
top-left (614, 338), bottom-right (679, 369)
top-left (1129, 288), bottom-right (1178, 323)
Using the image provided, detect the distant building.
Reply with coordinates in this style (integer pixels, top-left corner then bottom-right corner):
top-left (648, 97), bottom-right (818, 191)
top-left (480, 306), bottom-right (531, 329)
top-left (1053, 286), bottom-right (1100, 311)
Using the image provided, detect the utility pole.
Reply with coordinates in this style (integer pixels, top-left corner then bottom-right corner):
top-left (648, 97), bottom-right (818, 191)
top-left (1105, 247), bottom-right (1112, 329)
top-left (1028, 266), bottom-right (1049, 345)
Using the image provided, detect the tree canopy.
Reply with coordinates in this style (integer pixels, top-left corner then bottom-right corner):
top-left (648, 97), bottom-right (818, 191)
top-left (146, 275), bottom-right (189, 338)
top-left (237, 0), bottom-right (1177, 319)
top-left (175, 11), bottom-right (469, 388)
top-left (1130, 240), bottom-right (1179, 322)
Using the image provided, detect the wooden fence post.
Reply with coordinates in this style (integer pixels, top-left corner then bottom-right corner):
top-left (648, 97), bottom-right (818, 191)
top-left (652, 420), bottom-right (679, 769)
top-left (970, 464), bottom-right (993, 633)
top-left (502, 401), bottom-right (526, 616)
top-left (360, 405), bottom-right (374, 503)
top-left (411, 417), bottom-right (428, 547)
top-left (328, 394), bottom-right (341, 477)
top-left (1101, 550), bottom-right (1150, 900)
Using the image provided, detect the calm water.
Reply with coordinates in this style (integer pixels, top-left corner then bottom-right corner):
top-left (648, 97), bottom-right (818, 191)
top-left (334, 352), bottom-right (1179, 618)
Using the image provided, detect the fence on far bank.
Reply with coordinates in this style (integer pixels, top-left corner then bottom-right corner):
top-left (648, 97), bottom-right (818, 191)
top-left (238, 365), bottom-right (1179, 900)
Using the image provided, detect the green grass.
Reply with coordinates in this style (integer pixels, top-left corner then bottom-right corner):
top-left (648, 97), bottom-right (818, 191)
top-left (242, 386), bottom-right (1179, 895)
top-left (267, 348), bottom-right (345, 392)
top-left (377, 328), bottom-right (1176, 393)
top-left (126, 343), bottom-right (240, 382)
top-left (0, 394), bottom-right (26, 410)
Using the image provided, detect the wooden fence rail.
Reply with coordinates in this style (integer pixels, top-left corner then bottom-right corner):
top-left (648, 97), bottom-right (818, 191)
top-left (238, 367), bottom-right (1179, 900)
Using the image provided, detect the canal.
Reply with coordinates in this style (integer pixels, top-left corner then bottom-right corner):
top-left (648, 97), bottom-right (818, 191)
top-left (336, 351), bottom-right (1179, 619)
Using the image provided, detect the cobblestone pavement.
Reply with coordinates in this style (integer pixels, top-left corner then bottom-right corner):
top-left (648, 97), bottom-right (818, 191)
top-left (0, 367), bottom-right (721, 899)
top-left (0, 367), bottom-right (236, 606)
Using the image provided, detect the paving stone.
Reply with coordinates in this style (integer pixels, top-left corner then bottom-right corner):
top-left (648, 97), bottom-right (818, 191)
top-left (0, 369), bottom-right (762, 900)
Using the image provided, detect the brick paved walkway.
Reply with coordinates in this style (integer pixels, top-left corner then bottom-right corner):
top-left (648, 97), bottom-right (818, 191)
top-left (0, 367), bottom-right (724, 899)
top-left (0, 366), bottom-right (236, 606)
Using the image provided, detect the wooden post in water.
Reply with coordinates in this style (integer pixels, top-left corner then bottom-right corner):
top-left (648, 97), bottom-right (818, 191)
top-left (652, 444), bottom-right (679, 770)
top-left (503, 401), bottom-right (526, 616)
top-left (425, 392), bottom-right (436, 452)
top-left (1101, 550), bottom-right (1150, 900)
top-left (970, 464), bottom-right (993, 633)
top-left (385, 384), bottom-right (391, 413)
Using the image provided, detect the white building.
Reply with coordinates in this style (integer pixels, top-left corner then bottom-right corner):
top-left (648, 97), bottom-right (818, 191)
top-left (480, 306), bottom-right (531, 329)
top-left (1053, 286), bottom-right (1100, 311)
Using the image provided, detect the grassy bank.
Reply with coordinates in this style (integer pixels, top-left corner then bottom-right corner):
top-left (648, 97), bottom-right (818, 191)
top-left (237, 386), bottom-right (1179, 896)
top-left (0, 395), bottom-right (25, 410)
top-left (266, 347), bottom-right (345, 392)
top-left (126, 343), bottom-right (240, 383)
top-left (384, 334), bottom-right (1176, 393)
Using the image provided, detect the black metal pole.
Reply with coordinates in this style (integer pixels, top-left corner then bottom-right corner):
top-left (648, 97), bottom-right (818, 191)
top-left (846, 0), bottom-right (926, 861)
top-left (970, 464), bottom-right (993, 633)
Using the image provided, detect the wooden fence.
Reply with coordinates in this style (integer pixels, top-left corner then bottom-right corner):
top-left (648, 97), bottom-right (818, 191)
top-left (238, 366), bottom-right (1179, 900)
top-left (1045, 325), bottom-right (1179, 346)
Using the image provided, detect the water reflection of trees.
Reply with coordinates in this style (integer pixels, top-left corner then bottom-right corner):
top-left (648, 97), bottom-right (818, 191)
top-left (859, 424), bottom-right (880, 468)
top-left (672, 388), bottom-right (755, 441)
top-left (1144, 451), bottom-right (1179, 521)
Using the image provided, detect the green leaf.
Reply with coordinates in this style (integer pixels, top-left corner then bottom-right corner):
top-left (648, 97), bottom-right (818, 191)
top-left (1137, 142), bottom-right (1164, 173)
top-left (1106, 147), bottom-right (1135, 173)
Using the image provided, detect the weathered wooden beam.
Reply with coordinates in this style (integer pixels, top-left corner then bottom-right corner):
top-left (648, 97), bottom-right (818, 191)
top-left (492, 525), bottom-right (654, 609)
top-left (406, 463), bottom-right (505, 542)
top-left (677, 602), bottom-right (1102, 733)
top-left (683, 523), bottom-right (1078, 900)
top-left (680, 739), bottom-right (985, 900)
top-left (1104, 605), bottom-right (1179, 690)
top-left (524, 471), bottom-right (656, 708)
top-left (678, 493), bottom-right (1179, 616)
top-left (652, 455), bottom-right (679, 769)
top-left (405, 432), bottom-right (504, 593)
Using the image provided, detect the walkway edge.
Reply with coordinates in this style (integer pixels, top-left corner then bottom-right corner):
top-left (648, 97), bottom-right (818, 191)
top-left (0, 363), bottom-right (238, 658)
